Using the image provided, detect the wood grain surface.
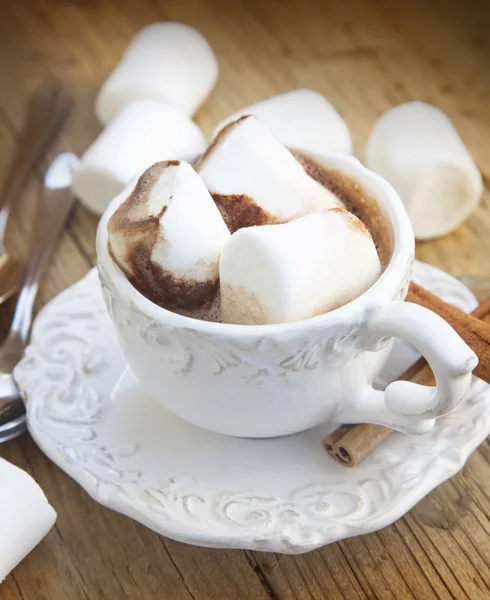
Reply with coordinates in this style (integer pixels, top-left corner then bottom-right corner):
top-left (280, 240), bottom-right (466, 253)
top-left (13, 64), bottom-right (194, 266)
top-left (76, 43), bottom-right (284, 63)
top-left (1, 0), bottom-right (490, 598)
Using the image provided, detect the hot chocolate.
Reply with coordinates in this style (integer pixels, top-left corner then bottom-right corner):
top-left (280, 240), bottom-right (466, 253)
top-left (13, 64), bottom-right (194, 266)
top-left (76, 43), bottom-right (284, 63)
top-left (107, 117), bottom-right (392, 324)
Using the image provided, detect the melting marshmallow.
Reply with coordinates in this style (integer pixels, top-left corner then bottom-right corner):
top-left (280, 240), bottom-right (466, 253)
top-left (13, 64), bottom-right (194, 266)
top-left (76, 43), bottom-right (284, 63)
top-left (213, 89), bottom-right (352, 155)
top-left (0, 458), bottom-right (57, 582)
top-left (73, 100), bottom-right (206, 215)
top-left (107, 160), bottom-right (230, 310)
top-left (220, 209), bottom-right (381, 325)
top-left (96, 22), bottom-right (219, 124)
top-left (366, 102), bottom-right (482, 240)
top-left (197, 115), bottom-right (343, 231)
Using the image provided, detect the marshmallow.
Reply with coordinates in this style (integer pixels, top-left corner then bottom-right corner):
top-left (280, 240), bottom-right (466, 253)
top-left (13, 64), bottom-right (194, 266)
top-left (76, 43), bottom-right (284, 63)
top-left (213, 89), bottom-right (352, 155)
top-left (73, 100), bottom-right (206, 215)
top-left (107, 160), bottom-right (230, 310)
top-left (366, 102), bottom-right (482, 240)
top-left (220, 209), bottom-right (381, 325)
top-left (197, 115), bottom-right (343, 231)
top-left (96, 22), bottom-right (219, 124)
top-left (0, 458), bottom-right (56, 582)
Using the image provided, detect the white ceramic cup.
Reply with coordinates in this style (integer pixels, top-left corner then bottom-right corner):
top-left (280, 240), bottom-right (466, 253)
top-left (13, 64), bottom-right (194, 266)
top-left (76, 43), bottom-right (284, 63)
top-left (96, 154), bottom-right (477, 438)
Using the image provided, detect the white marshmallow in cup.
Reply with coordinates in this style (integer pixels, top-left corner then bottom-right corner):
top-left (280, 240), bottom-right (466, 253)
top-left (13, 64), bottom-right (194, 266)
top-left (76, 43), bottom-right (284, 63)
top-left (72, 99), bottom-right (206, 215)
top-left (366, 101), bottom-right (482, 240)
top-left (213, 89), bottom-right (352, 155)
top-left (197, 115), bottom-right (343, 231)
top-left (220, 209), bottom-right (382, 325)
top-left (0, 458), bottom-right (57, 582)
top-left (96, 22), bottom-right (219, 124)
top-left (107, 160), bottom-right (230, 311)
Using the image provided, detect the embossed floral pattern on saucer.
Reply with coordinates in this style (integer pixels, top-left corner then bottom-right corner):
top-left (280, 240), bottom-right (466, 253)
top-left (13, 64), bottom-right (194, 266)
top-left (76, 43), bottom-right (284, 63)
top-left (14, 262), bottom-right (490, 554)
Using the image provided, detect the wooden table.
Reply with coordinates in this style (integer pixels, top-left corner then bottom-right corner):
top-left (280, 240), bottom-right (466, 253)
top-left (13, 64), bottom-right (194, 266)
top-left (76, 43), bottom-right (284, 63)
top-left (1, 0), bottom-right (490, 598)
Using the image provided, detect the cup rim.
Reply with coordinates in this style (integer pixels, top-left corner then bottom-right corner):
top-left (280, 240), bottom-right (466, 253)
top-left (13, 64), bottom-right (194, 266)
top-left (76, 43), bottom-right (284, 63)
top-left (97, 153), bottom-right (414, 335)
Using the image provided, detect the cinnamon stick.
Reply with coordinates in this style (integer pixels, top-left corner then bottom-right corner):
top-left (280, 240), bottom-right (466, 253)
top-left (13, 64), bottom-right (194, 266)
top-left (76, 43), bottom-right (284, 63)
top-left (323, 288), bottom-right (490, 467)
top-left (409, 282), bottom-right (490, 382)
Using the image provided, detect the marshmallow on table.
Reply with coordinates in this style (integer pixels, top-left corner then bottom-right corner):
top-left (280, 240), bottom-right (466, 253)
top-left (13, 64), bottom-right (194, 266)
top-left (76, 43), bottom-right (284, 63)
top-left (366, 101), bottom-right (482, 240)
top-left (96, 22), bottom-right (219, 124)
top-left (197, 115), bottom-right (343, 231)
top-left (213, 89), bottom-right (352, 155)
top-left (107, 160), bottom-right (230, 310)
top-left (220, 209), bottom-right (382, 325)
top-left (72, 99), bottom-right (206, 215)
top-left (0, 458), bottom-right (56, 582)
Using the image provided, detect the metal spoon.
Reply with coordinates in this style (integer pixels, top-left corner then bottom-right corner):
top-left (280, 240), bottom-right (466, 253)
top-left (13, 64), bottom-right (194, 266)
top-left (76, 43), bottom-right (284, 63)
top-left (0, 153), bottom-right (79, 442)
top-left (0, 81), bottom-right (72, 305)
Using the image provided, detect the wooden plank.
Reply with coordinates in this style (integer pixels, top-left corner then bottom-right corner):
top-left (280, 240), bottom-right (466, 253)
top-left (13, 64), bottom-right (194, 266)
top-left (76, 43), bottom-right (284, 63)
top-left (250, 548), bottom-right (369, 600)
top-left (407, 483), bottom-right (490, 599)
top-left (0, 438), bottom-right (90, 600)
top-left (0, 575), bottom-right (24, 600)
top-left (157, 542), bottom-right (271, 600)
top-left (391, 520), bottom-right (458, 600)
top-left (0, 0), bottom-right (489, 598)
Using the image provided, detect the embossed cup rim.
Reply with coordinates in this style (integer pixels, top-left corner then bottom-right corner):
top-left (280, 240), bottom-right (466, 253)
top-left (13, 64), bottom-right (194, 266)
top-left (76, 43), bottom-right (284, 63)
top-left (96, 153), bottom-right (415, 334)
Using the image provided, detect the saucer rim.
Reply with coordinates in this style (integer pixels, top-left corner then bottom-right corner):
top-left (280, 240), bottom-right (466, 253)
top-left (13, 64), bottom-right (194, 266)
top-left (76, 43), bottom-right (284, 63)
top-left (15, 262), bottom-right (488, 554)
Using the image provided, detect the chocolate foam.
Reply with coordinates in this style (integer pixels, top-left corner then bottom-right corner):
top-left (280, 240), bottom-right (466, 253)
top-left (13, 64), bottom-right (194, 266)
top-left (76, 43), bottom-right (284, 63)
top-left (295, 152), bottom-right (393, 268)
top-left (196, 115), bottom-right (280, 233)
top-left (107, 161), bottom-right (218, 311)
top-left (212, 193), bottom-right (279, 232)
top-left (329, 207), bottom-right (371, 237)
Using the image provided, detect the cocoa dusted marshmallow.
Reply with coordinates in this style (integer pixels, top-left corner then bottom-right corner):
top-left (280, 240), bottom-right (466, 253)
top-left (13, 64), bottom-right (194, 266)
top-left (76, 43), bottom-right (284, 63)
top-left (219, 209), bottom-right (381, 325)
top-left (366, 102), bottom-right (482, 240)
top-left (96, 22), bottom-right (219, 124)
top-left (197, 115), bottom-right (343, 231)
top-left (107, 160), bottom-right (230, 310)
top-left (73, 100), bottom-right (206, 215)
top-left (213, 89), bottom-right (352, 155)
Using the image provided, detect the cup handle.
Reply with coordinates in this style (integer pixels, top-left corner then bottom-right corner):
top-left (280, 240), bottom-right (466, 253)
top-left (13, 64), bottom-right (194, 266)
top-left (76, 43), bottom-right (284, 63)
top-left (336, 302), bottom-right (478, 434)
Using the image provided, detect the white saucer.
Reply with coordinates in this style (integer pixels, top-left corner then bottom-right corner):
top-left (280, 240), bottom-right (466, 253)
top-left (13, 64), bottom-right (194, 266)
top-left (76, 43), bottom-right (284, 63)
top-left (14, 262), bottom-right (490, 554)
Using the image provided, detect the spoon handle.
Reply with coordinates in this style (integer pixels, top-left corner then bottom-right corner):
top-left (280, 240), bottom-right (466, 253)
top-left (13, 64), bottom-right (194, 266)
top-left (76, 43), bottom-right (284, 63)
top-left (7, 154), bottom-right (79, 349)
top-left (0, 81), bottom-right (72, 245)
